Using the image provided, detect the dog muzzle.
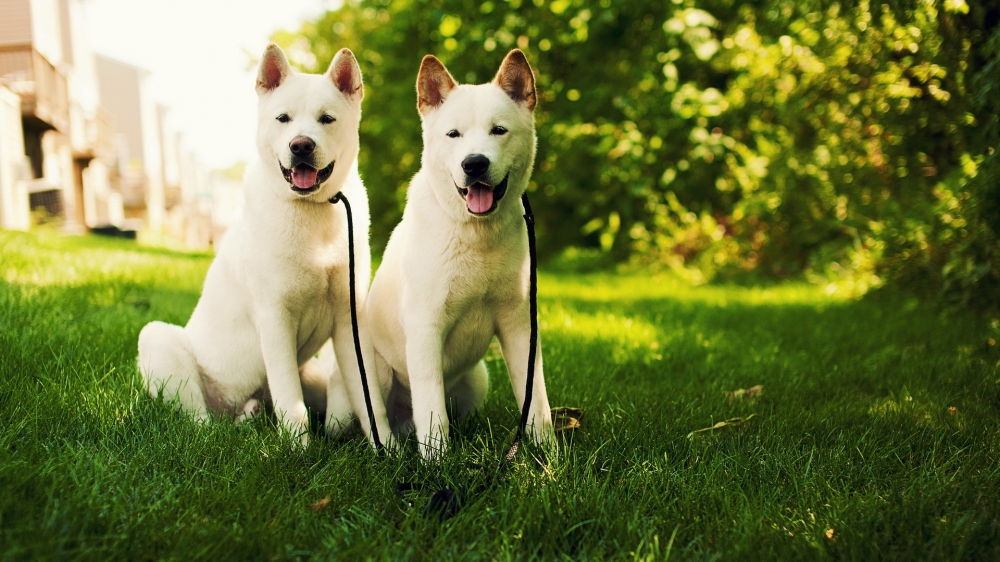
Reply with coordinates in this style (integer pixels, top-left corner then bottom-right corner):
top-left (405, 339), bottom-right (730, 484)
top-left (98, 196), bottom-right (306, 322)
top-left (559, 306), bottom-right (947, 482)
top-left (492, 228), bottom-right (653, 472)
top-left (280, 161), bottom-right (335, 194)
top-left (457, 174), bottom-right (509, 216)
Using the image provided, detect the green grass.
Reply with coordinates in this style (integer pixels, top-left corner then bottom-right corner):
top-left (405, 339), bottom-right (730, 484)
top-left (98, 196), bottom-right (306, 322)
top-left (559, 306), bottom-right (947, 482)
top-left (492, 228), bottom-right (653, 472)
top-left (1, 230), bottom-right (999, 560)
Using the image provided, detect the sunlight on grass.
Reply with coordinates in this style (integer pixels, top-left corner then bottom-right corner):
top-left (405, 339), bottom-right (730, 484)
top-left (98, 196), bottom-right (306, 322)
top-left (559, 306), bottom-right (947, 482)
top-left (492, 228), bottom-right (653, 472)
top-left (0, 230), bottom-right (210, 292)
top-left (539, 272), bottom-right (848, 308)
top-left (542, 304), bottom-right (663, 365)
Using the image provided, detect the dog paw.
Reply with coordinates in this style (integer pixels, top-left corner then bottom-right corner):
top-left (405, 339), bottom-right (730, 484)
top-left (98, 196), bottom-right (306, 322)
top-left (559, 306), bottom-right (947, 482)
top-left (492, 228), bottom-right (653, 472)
top-left (294, 430), bottom-right (310, 450)
top-left (530, 419), bottom-right (558, 452)
top-left (378, 434), bottom-right (404, 456)
top-left (418, 439), bottom-right (448, 462)
top-left (237, 399), bottom-right (261, 425)
top-left (324, 413), bottom-right (355, 438)
top-left (278, 413), bottom-right (310, 451)
top-left (283, 424), bottom-right (310, 451)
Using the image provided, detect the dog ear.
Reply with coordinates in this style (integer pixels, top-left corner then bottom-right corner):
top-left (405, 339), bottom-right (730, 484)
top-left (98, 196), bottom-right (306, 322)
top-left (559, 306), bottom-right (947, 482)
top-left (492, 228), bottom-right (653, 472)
top-left (493, 49), bottom-right (536, 111)
top-left (416, 55), bottom-right (457, 116)
top-left (256, 43), bottom-right (292, 93)
top-left (328, 48), bottom-right (364, 101)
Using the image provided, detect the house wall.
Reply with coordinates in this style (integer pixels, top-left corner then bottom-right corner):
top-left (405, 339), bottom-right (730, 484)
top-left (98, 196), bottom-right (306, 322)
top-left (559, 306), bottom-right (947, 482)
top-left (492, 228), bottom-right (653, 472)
top-left (27, 0), bottom-right (62, 64)
top-left (0, 84), bottom-right (30, 230)
top-left (94, 55), bottom-right (144, 163)
top-left (94, 55), bottom-right (165, 235)
top-left (0, 0), bottom-right (33, 47)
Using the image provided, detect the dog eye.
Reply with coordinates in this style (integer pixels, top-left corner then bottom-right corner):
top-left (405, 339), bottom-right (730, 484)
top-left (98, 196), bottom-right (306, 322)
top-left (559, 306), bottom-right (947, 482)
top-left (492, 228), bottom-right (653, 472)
top-left (446, 129), bottom-right (461, 138)
top-left (490, 125), bottom-right (508, 136)
top-left (319, 114), bottom-right (335, 125)
top-left (276, 114), bottom-right (290, 123)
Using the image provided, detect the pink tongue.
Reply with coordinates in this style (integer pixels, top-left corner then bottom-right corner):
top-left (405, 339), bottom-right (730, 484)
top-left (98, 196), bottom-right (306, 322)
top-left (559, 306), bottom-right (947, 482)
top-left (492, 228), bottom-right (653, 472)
top-left (292, 165), bottom-right (318, 189)
top-left (466, 184), bottom-right (494, 214)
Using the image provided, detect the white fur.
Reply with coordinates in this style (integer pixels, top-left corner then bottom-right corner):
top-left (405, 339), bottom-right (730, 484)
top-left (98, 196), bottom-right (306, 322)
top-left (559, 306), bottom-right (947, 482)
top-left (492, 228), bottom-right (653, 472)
top-left (360, 51), bottom-right (555, 459)
top-left (137, 44), bottom-right (390, 449)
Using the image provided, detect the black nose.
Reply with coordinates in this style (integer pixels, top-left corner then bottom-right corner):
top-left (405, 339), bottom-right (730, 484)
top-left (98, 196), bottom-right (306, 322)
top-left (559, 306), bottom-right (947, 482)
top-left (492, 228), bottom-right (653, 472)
top-left (461, 154), bottom-right (490, 178)
top-left (289, 136), bottom-right (315, 157)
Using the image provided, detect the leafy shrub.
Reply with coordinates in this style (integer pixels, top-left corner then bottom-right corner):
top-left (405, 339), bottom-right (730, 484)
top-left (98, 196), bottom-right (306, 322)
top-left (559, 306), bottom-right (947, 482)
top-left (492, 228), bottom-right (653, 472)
top-left (276, 0), bottom-right (999, 306)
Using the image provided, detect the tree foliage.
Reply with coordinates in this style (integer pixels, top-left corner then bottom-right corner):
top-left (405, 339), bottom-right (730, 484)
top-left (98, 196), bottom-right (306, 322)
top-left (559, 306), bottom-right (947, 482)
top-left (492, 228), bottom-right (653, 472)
top-left (276, 0), bottom-right (999, 305)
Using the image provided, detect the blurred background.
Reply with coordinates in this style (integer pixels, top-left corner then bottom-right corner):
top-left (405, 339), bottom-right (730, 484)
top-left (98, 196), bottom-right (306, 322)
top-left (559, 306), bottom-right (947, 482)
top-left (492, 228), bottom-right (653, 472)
top-left (0, 0), bottom-right (325, 248)
top-left (1, 0), bottom-right (997, 310)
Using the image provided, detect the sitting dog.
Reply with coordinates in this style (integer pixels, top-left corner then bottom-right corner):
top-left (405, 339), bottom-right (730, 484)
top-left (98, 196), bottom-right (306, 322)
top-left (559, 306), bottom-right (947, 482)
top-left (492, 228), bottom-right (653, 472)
top-left (332, 49), bottom-right (555, 459)
top-left (137, 43), bottom-right (390, 448)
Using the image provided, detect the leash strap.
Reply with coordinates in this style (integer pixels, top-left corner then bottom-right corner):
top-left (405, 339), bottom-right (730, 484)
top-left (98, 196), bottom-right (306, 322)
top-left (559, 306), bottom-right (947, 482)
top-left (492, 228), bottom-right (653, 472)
top-left (516, 192), bottom-right (538, 441)
top-left (484, 193), bottom-right (539, 500)
top-left (329, 192), bottom-right (383, 451)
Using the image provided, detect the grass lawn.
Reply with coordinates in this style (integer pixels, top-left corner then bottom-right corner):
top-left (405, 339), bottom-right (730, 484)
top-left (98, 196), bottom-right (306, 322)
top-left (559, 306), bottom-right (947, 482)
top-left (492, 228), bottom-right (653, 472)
top-left (1, 229), bottom-right (998, 560)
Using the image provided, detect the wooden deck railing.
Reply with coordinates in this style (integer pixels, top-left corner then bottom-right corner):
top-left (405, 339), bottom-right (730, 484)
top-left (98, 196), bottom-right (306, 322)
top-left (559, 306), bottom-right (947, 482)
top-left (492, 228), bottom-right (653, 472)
top-left (0, 45), bottom-right (69, 132)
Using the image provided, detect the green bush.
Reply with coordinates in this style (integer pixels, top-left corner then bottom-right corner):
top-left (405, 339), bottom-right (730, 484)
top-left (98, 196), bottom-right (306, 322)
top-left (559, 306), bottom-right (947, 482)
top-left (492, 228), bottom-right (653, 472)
top-left (275, 0), bottom-right (999, 306)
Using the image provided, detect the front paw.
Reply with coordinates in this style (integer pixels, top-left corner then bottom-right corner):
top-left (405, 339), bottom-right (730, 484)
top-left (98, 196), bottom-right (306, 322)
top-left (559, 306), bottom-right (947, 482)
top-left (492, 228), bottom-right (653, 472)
top-left (418, 434), bottom-right (449, 462)
top-left (278, 403), bottom-right (310, 450)
top-left (324, 411), bottom-right (354, 439)
top-left (295, 430), bottom-right (310, 450)
top-left (282, 421), bottom-right (310, 450)
top-left (380, 434), bottom-right (403, 456)
top-left (529, 418), bottom-right (557, 452)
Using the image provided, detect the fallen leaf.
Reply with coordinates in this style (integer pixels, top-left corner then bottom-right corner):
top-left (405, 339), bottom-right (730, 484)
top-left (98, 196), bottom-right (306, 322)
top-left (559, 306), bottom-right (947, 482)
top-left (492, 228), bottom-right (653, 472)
top-left (308, 497), bottom-right (331, 511)
top-left (726, 385), bottom-right (764, 405)
top-left (686, 414), bottom-right (757, 439)
top-left (552, 407), bottom-right (584, 432)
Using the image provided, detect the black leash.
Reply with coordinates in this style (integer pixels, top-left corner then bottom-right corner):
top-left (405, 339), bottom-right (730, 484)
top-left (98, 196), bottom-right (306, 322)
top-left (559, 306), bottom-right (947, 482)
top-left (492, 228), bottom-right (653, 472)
top-left (329, 192), bottom-right (383, 451)
top-left (515, 192), bottom-right (539, 445)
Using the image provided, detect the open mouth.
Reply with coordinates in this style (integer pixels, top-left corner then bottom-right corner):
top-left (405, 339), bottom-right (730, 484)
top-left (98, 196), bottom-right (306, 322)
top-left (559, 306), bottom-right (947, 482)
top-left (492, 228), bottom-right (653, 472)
top-left (456, 174), bottom-right (509, 216)
top-left (280, 160), bottom-right (335, 195)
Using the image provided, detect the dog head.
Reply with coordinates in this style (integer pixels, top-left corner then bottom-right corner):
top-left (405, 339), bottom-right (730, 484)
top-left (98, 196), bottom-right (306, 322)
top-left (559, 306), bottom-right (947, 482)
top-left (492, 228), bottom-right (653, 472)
top-left (255, 43), bottom-right (363, 201)
top-left (416, 49), bottom-right (537, 220)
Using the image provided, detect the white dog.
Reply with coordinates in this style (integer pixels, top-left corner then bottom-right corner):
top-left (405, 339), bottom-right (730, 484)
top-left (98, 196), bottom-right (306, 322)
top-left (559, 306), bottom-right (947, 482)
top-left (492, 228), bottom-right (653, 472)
top-left (137, 44), bottom-right (390, 448)
top-left (339, 49), bottom-right (555, 459)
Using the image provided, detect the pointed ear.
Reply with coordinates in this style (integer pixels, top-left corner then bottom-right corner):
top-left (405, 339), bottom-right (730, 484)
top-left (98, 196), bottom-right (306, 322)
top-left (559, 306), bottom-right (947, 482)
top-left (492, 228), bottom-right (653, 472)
top-left (493, 49), bottom-right (536, 111)
top-left (328, 48), bottom-right (364, 100)
top-left (416, 55), bottom-right (457, 116)
top-left (256, 43), bottom-right (292, 93)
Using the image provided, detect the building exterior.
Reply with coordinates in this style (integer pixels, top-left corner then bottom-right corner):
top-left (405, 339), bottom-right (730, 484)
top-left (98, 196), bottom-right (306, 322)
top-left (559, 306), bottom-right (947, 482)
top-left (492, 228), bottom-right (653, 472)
top-left (160, 106), bottom-right (217, 249)
top-left (93, 54), bottom-right (165, 236)
top-left (1, 0), bottom-right (71, 227)
top-left (61, 0), bottom-right (121, 232)
top-left (0, 0), bottom-right (122, 233)
top-left (0, 0), bottom-right (238, 248)
top-left (0, 83), bottom-right (30, 230)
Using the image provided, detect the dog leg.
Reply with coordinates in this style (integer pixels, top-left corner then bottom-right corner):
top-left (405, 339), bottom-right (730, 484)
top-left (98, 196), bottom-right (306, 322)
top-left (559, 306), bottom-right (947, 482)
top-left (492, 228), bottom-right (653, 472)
top-left (332, 307), bottom-right (392, 450)
top-left (403, 318), bottom-right (449, 460)
top-left (447, 360), bottom-right (489, 420)
top-left (256, 309), bottom-right (310, 449)
top-left (299, 354), bottom-right (329, 418)
top-left (137, 321), bottom-right (209, 421)
top-left (323, 364), bottom-right (355, 438)
top-left (497, 309), bottom-right (556, 450)
top-left (386, 376), bottom-right (415, 438)
top-left (313, 339), bottom-right (352, 437)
